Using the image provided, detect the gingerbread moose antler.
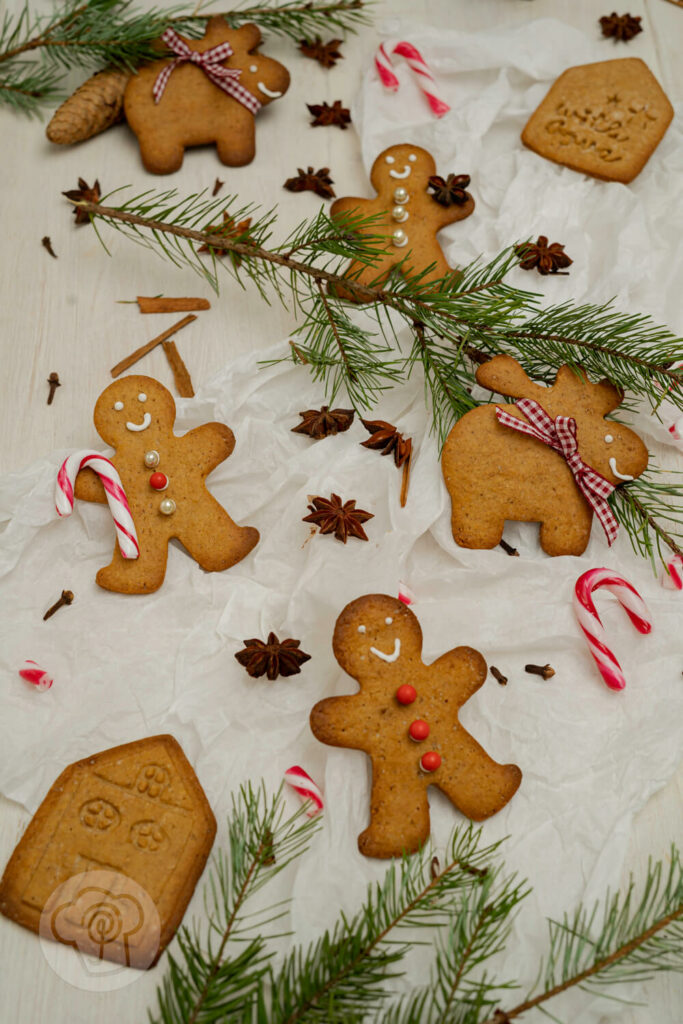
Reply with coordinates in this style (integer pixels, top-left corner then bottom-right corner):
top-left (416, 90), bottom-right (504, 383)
top-left (442, 355), bottom-right (649, 556)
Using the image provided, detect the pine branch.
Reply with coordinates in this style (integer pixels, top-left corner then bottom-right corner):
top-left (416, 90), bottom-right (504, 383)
top-left (184, 0), bottom-right (373, 43)
top-left (610, 468), bottom-right (683, 565)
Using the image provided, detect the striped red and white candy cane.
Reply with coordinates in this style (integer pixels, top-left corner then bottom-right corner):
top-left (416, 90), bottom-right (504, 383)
top-left (573, 568), bottom-right (652, 690)
top-left (284, 765), bottom-right (323, 817)
top-left (374, 41), bottom-right (450, 118)
top-left (19, 660), bottom-right (53, 691)
top-left (662, 554), bottom-right (683, 591)
top-left (56, 450), bottom-right (139, 559)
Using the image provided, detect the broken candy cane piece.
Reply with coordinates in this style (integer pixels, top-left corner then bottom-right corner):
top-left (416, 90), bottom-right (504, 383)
top-left (573, 568), bottom-right (652, 690)
top-left (398, 580), bottom-right (416, 606)
top-left (284, 765), bottom-right (323, 817)
top-left (19, 660), bottom-right (53, 691)
top-left (661, 555), bottom-right (683, 591)
top-left (374, 40), bottom-right (450, 118)
top-left (56, 450), bottom-right (139, 559)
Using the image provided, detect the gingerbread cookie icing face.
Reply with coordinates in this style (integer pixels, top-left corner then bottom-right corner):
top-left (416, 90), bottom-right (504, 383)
top-left (371, 146), bottom-right (435, 190)
top-left (333, 595), bottom-right (422, 680)
top-left (95, 378), bottom-right (175, 448)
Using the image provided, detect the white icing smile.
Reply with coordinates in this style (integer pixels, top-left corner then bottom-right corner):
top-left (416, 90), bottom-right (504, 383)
top-left (257, 82), bottom-right (282, 98)
top-left (389, 165), bottom-right (412, 180)
top-left (126, 413), bottom-right (152, 432)
top-left (370, 638), bottom-right (401, 663)
top-left (609, 457), bottom-right (633, 481)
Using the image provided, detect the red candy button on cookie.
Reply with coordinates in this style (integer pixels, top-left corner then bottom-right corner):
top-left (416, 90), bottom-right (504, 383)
top-left (409, 720), bottom-right (430, 742)
top-left (396, 683), bottom-right (417, 705)
top-left (420, 751), bottom-right (441, 773)
top-left (149, 472), bottom-right (168, 491)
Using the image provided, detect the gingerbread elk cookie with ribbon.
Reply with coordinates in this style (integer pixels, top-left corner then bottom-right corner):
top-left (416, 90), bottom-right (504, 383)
top-left (56, 375), bottom-right (259, 593)
top-left (329, 144), bottom-right (474, 302)
top-left (310, 595), bottom-right (521, 859)
top-left (124, 18), bottom-right (290, 174)
top-left (441, 355), bottom-right (649, 556)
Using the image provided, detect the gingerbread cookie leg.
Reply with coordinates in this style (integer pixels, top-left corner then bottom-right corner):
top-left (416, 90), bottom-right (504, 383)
top-left (97, 535), bottom-right (169, 594)
top-left (359, 761), bottom-right (430, 858)
top-left (539, 500), bottom-right (593, 557)
top-left (435, 730), bottom-right (521, 822)
top-left (177, 495), bottom-right (259, 571)
top-left (451, 502), bottom-right (505, 550)
top-left (138, 131), bottom-right (186, 175)
top-left (331, 254), bottom-right (398, 301)
top-left (215, 117), bottom-right (255, 166)
top-left (403, 247), bottom-right (454, 287)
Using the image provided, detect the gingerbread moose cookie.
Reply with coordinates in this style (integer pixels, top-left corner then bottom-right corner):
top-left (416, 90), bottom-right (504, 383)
top-left (61, 375), bottom-right (258, 594)
top-left (310, 595), bottom-right (521, 859)
top-left (124, 18), bottom-right (290, 174)
top-left (329, 144), bottom-right (474, 301)
top-left (442, 355), bottom-right (648, 556)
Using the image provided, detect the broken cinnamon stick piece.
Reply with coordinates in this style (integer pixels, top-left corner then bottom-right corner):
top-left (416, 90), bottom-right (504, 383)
top-left (110, 314), bottom-right (196, 377)
top-left (136, 296), bottom-right (210, 314)
top-left (162, 340), bottom-right (195, 397)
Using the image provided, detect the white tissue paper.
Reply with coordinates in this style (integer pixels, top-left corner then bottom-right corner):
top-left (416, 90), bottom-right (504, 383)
top-left (1, 16), bottom-right (681, 1019)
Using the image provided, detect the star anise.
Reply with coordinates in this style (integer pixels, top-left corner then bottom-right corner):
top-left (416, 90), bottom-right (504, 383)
top-left (307, 100), bottom-right (351, 130)
top-left (303, 493), bottom-right (373, 543)
top-left (599, 12), bottom-right (643, 41)
top-left (361, 419), bottom-right (413, 506)
top-left (198, 213), bottom-right (254, 266)
top-left (284, 167), bottom-right (336, 199)
top-left (299, 36), bottom-right (344, 68)
top-left (235, 632), bottom-right (311, 680)
top-left (514, 236), bottom-right (573, 275)
top-left (62, 177), bottom-right (101, 225)
top-left (427, 173), bottom-right (471, 207)
top-left (292, 405), bottom-right (355, 439)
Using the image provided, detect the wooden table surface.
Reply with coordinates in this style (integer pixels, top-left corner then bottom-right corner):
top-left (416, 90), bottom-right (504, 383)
top-left (0, 2), bottom-right (681, 1021)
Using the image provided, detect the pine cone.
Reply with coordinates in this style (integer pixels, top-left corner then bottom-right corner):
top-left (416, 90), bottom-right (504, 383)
top-left (46, 68), bottom-right (131, 145)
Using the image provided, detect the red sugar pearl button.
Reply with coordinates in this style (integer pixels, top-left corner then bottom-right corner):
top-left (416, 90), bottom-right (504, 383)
top-left (409, 719), bottom-right (430, 742)
top-left (396, 684), bottom-right (417, 705)
top-left (420, 751), bottom-right (441, 773)
top-left (149, 472), bottom-right (168, 491)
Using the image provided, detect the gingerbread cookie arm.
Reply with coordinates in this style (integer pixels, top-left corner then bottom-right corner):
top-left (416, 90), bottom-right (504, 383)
top-left (431, 195), bottom-right (475, 231)
top-left (430, 647), bottom-right (487, 704)
top-left (310, 696), bottom-right (374, 750)
top-left (182, 423), bottom-right (235, 473)
top-left (435, 729), bottom-right (522, 821)
top-left (73, 467), bottom-right (107, 504)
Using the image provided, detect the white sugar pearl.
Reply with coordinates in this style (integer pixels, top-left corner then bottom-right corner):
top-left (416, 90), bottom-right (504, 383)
top-left (391, 206), bottom-right (408, 223)
top-left (393, 187), bottom-right (409, 204)
top-left (159, 498), bottom-right (176, 516)
top-left (249, 64), bottom-right (257, 72)
top-left (392, 228), bottom-right (408, 247)
top-left (144, 450), bottom-right (160, 468)
top-left (385, 617), bottom-right (393, 625)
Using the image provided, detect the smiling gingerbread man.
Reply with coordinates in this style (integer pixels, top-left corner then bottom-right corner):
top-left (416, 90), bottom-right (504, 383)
top-left (329, 143), bottom-right (474, 301)
top-left (310, 595), bottom-right (521, 858)
top-left (72, 375), bottom-right (259, 594)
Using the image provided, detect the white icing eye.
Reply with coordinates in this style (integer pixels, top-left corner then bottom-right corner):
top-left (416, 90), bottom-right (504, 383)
top-left (249, 64), bottom-right (257, 72)
top-left (114, 401), bottom-right (124, 411)
top-left (604, 434), bottom-right (614, 443)
top-left (138, 393), bottom-right (147, 403)
top-left (358, 625), bottom-right (366, 634)
top-left (385, 155), bottom-right (395, 164)
top-left (408, 153), bottom-right (417, 162)
top-left (385, 617), bottom-right (393, 625)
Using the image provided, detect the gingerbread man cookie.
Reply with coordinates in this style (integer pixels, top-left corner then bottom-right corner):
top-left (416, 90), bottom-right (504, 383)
top-left (441, 355), bottom-right (649, 556)
top-left (124, 19), bottom-right (290, 174)
top-left (71, 375), bottom-right (258, 593)
top-left (329, 144), bottom-right (474, 301)
top-left (310, 595), bottom-right (521, 858)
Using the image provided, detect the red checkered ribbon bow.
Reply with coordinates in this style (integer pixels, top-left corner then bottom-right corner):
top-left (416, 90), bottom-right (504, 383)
top-left (496, 399), bottom-right (619, 546)
top-left (153, 28), bottom-right (261, 113)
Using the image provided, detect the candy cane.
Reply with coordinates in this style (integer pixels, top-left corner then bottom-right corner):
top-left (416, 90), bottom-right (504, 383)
top-left (56, 450), bottom-right (139, 559)
top-left (374, 41), bottom-right (450, 118)
top-left (398, 580), bottom-right (416, 606)
top-left (284, 765), bottom-right (323, 817)
top-left (661, 554), bottom-right (683, 591)
top-left (573, 568), bottom-right (652, 690)
top-left (19, 660), bottom-right (53, 691)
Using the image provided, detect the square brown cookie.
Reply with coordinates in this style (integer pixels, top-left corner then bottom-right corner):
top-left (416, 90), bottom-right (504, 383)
top-left (521, 58), bottom-right (673, 183)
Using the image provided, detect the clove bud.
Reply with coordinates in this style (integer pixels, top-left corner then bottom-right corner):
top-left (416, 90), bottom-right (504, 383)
top-left (43, 589), bottom-right (74, 621)
top-left (490, 666), bottom-right (508, 686)
top-left (525, 663), bottom-right (555, 680)
top-left (47, 372), bottom-right (61, 405)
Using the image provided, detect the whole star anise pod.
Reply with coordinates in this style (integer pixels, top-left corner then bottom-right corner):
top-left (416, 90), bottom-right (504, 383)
top-left (299, 36), bottom-right (344, 68)
top-left (284, 167), bottom-right (336, 200)
top-left (235, 632), bottom-right (311, 680)
top-left (62, 177), bottom-right (101, 225)
top-left (360, 419), bottom-right (412, 468)
top-left (307, 100), bottom-right (351, 130)
top-left (292, 405), bottom-right (355, 439)
top-left (303, 493), bottom-right (373, 543)
top-left (198, 213), bottom-right (254, 265)
top-left (514, 236), bottom-right (573, 275)
top-left (599, 12), bottom-right (643, 41)
top-left (427, 173), bottom-right (471, 207)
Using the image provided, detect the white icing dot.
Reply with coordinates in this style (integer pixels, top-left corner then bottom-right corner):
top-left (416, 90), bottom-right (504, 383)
top-left (385, 155), bottom-right (395, 164)
top-left (385, 617), bottom-right (393, 625)
top-left (138, 393), bottom-right (147, 402)
top-left (358, 625), bottom-right (366, 634)
top-left (408, 153), bottom-right (417, 162)
top-left (249, 64), bottom-right (257, 72)
top-left (114, 401), bottom-right (124, 411)
top-left (604, 434), bottom-right (614, 443)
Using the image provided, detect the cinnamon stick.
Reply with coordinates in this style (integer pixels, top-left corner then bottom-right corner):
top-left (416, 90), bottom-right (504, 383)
top-left (111, 314), bottom-right (196, 377)
top-left (162, 340), bottom-right (195, 397)
top-left (136, 296), bottom-right (210, 314)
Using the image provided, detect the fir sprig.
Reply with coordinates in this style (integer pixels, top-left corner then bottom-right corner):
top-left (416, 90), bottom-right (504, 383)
top-left (0, 0), bottom-right (373, 113)
top-left (149, 785), bottom-right (683, 1024)
top-left (65, 189), bottom-right (683, 568)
